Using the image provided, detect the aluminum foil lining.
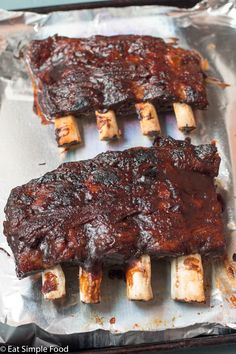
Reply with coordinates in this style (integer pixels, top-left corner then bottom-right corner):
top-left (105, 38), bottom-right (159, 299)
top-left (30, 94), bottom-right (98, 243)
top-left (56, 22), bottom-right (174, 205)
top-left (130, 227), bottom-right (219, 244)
top-left (0, 0), bottom-right (236, 348)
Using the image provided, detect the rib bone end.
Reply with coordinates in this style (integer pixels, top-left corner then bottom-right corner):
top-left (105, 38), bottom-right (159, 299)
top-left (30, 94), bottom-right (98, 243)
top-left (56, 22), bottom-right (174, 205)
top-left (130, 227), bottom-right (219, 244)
top-left (135, 102), bottom-right (161, 136)
top-left (55, 115), bottom-right (81, 147)
top-left (171, 254), bottom-right (205, 303)
top-left (79, 267), bottom-right (102, 304)
top-left (95, 110), bottom-right (121, 141)
top-left (173, 103), bottom-right (196, 133)
top-left (126, 255), bottom-right (153, 301)
top-left (42, 265), bottom-right (66, 300)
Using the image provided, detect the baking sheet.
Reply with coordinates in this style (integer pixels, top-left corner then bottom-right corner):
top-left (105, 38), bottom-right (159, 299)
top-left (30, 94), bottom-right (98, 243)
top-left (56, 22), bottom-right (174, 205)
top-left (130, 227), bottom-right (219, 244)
top-left (0, 0), bottom-right (236, 348)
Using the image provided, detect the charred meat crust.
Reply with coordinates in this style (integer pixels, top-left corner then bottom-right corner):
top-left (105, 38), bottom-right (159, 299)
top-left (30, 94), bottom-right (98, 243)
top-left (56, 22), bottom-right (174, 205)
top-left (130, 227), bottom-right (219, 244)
top-left (4, 137), bottom-right (224, 278)
top-left (24, 35), bottom-right (208, 122)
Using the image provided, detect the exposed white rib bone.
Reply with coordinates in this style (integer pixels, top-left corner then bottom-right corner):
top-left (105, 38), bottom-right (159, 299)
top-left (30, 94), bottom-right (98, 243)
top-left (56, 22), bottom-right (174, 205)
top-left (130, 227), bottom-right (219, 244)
top-left (79, 267), bottom-right (102, 304)
top-left (42, 265), bottom-right (66, 300)
top-left (135, 102), bottom-right (161, 136)
top-left (173, 103), bottom-right (196, 133)
top-left (95, 110), bottom-right (120, 140)
top-left (126, 255), bottom-right (153, 301)
top-left (54, 115), bottom-right (81, 147)
top-left (171, 254), bottom-right (205, 303)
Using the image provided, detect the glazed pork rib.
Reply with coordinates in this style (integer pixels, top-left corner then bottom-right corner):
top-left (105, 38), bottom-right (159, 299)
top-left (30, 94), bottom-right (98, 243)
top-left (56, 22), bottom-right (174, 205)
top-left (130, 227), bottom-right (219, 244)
top-left (4, 137), bottom-right (224, 301)
top-left (25, 35), bottom-right (207, 146)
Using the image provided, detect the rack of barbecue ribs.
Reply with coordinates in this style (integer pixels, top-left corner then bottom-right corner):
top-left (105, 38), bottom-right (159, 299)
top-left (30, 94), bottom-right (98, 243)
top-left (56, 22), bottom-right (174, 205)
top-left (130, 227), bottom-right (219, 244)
top-left (4, 137), bottom-right (224, 303)
top-left (24, 35), bottom-right (208, 148)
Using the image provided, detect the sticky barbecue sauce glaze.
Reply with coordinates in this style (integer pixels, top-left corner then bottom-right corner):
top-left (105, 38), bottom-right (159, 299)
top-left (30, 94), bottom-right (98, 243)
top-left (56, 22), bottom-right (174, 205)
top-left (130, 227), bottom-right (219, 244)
top-left (25, 35), bottom-right (208, 121)
top-left (3, 137), bottom-right (224, 278)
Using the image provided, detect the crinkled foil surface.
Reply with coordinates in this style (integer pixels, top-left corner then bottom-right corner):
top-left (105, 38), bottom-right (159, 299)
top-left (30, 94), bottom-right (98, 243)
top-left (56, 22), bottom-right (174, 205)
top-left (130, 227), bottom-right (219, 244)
top-left (0, 0), bottom-right (236, 348)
